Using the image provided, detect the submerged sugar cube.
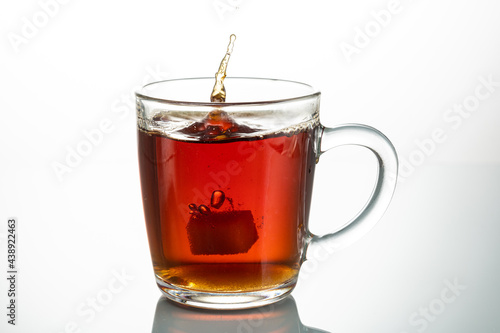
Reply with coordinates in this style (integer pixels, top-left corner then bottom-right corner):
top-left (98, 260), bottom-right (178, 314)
top-left (187, 210), bottom-right (258, 255)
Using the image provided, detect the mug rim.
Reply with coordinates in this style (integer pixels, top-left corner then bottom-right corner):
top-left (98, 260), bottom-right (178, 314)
top-left (135, 77), bottom-right (321, 107)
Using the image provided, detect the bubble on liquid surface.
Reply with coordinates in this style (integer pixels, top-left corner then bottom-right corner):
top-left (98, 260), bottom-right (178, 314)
top-left (211, 190), bottom-right (225, 209)
top-left (206, 125), bottom-right (223, 136)
top-left (198, 205), bottom-right (210, 215)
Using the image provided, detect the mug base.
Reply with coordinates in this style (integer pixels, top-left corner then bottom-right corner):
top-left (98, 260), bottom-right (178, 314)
top-left (156, 277), bottom-right (296, 310)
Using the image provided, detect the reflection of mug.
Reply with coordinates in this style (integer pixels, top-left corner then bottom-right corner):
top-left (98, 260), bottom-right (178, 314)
top-left (137, 78), bottom-right (398, 309)
top-left (152, 296), bottom-right (330, 333)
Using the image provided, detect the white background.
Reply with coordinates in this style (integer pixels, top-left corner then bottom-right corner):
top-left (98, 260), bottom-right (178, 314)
top-left (1, 0), bottom-right (499, 332)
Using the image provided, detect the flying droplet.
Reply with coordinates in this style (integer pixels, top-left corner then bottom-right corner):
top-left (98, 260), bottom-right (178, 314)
top-left (210, 34), bottom-right (236, 103)
top-left (210, 190), bottom-right (225, 209)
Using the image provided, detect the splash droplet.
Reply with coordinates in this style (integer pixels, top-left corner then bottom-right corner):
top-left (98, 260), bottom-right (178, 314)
top-left (210, 34), bottom-right (236, 103)
top-left (210, 190), bottom-right (225, 209)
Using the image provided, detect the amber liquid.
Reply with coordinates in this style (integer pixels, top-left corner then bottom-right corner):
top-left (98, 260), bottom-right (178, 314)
top-left (138, 119), bottom-right (317, 292)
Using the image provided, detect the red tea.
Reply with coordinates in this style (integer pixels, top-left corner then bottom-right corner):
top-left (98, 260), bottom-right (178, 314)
top-left (138, 111), bottom-right (317, 292)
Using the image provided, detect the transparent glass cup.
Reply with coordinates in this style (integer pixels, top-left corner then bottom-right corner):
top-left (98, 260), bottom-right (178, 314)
top-left (136, 77), bottom-right (398, 310)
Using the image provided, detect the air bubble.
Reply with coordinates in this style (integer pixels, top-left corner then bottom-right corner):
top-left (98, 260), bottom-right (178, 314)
top-left (198, 205), bottom-right (210, 215)
top-left (188, 203), bottom-right (198, 214)
top-left (206, 125), bottom-right (223, 136)
top-left (210, 190), bottom-right (225, 209)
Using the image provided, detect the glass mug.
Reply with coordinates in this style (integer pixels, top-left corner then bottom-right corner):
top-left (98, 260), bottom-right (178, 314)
top-left (136, 77), bottom-right (398, 309)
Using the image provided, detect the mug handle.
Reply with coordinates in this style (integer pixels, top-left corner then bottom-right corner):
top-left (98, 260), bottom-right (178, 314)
top-left (305, 124), bottom-right (398, 259)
